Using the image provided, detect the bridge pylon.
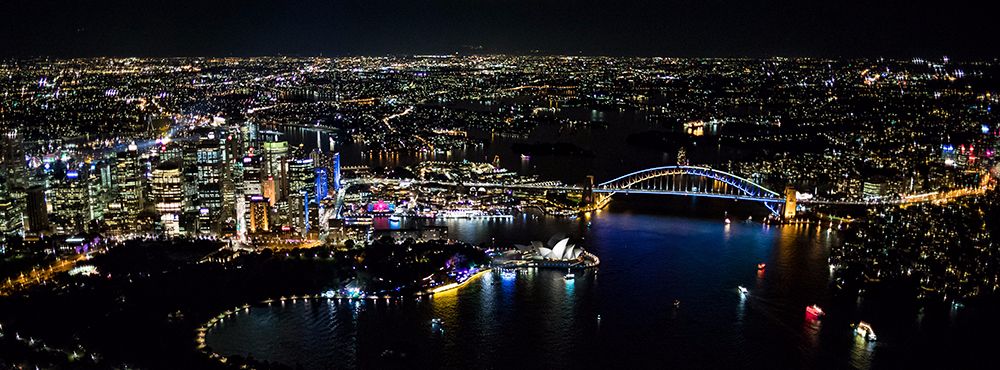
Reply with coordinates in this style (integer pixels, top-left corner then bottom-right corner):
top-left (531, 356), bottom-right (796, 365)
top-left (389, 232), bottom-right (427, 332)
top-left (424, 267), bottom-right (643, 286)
top-left (783, 185), bottom-right (797, 220)
top-left (582, 175), bottom-right (595, 205)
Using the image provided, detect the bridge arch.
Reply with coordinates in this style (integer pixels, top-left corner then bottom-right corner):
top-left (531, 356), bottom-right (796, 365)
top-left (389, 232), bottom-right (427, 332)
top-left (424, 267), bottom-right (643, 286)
top-left (594, 166), bottom-right (783, 215)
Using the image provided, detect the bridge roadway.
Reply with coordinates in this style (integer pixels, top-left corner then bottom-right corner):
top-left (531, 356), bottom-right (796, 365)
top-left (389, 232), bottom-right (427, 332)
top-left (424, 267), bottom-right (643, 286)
top-left (351, 179), bottom-right (786, 202)
top-left (347, 178), bottom-right (988, 207)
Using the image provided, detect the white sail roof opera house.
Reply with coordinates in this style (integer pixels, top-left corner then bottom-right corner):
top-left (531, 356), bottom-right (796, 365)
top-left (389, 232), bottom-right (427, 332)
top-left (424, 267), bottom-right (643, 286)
top-left (516, 234), bottom-right (585, 261)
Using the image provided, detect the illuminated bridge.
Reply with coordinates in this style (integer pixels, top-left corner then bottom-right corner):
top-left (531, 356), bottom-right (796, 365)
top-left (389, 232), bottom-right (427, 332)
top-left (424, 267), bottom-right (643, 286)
top-left (353, 165), bottom-right (991, 218)
top-left (589, 166), bottom-right (788, 216)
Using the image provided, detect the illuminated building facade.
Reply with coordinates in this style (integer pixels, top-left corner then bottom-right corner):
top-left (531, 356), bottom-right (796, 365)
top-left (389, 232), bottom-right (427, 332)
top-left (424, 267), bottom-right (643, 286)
top-left (50, 169), bottom-right (90, 234)
top-left (248, 195), bottom-right (270, 233)
top-left (315, 168), bottom-right (329, 200)
top-left (196, 136), bottom-right (223, 234)
top-left (113, 142), bottom-right (143, 231)
top-left (263, 140), bottom-right (289, 201)
top-left (152, 160), bottom-right (184, 235)
top-left (332, 152), bottom-right (341, 192)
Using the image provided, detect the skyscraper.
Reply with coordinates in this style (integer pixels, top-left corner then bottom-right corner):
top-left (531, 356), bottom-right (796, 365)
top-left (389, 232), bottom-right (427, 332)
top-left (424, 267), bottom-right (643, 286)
top-left (0, 187), bottom-right (18, 242)
top-left (0, 129), bottom-right (27, 238)
top-left (289, 158), bottom-right (316, 199)
top-left (50, 168), bottom-right (90, 234)
top-left (262, 177), bottom-right (276, 206)
top-left (262, 140), bottom-right (289, 201)
top-left (152, 160), bottom-right (184, 235)
top-left (24, 185), bottom-right (49, 235)
top-left (242, 156), bottom-right (263, 196)
top-left (248, 195), bottom-right (270, 234)
top-left (1, 129), bottom-right (27, 190)
top-left (332, 152), bottom-right (341, 192)
top-left (113, 142), bottom-right (144, 231)
top-left (196, 135), bottom-right (223, 234)
top-left (315, 168), bottom-right (329, 201)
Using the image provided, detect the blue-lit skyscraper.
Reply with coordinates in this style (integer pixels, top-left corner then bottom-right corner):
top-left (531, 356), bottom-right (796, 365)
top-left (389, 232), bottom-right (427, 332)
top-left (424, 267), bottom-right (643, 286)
top-left (315, 168), bottom-right (329, 200)
top-left (332, 152), bottom-right (341, 192)
top-left (302, 190), bottom-right (310, 235)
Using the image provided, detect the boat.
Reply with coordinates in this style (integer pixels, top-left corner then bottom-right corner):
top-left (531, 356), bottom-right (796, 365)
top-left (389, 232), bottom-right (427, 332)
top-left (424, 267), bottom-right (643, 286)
top-left (724, 217), bottom-right (731, 225)
top-left (805, 304), bottom-right (825, 317)
top-left (757, 263), bottom-right (766, 270)
top-left (431, 318), bottom-right (443, 325)
top-left (564, 269), bottom-right (575, 280)
top-left (500, 269), bottom-right (517, 280)
top-left (854, 321), bottom-right (877, 341)
top-left (738, 286), bottom-right (749, 295)
top-left (672, 299), bottom-right (681, 308)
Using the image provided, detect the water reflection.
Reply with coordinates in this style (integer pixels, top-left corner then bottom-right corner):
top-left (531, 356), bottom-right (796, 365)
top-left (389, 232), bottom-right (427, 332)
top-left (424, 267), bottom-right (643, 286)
top-left (206, 207), bottom-right (892, 369)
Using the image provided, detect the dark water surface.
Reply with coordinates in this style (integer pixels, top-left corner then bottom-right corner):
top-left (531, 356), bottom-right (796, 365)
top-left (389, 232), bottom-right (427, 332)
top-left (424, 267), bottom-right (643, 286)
top-left (204, 197), bottom-right (997, 370)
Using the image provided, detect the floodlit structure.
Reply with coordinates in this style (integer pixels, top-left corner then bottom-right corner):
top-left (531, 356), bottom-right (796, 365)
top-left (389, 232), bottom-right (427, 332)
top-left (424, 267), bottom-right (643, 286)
top-left (519, 235), bottom-right (585, 261)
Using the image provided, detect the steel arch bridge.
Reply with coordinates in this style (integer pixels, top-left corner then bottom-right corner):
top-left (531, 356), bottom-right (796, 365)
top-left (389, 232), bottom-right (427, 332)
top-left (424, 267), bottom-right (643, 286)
top-left (592, 166), bottom-right (786, 215)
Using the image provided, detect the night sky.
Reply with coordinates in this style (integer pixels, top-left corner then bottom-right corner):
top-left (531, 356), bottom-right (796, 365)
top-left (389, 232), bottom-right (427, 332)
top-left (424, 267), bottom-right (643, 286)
top-left (1, 0), bottom-right (995, 58)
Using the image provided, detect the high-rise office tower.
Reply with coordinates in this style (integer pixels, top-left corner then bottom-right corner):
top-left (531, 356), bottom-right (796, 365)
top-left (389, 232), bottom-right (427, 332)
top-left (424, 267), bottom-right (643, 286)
top-left (196, 135), bottom-right (223, 234)
top-left (242, 156), bottom-right (263, 196)
top-left (315, 168), bottom-right (329, 201)
top-left (262, 140), bottom-right (289, 201)
top-left (332, 152), bottom-right (341, 192)
top-left (114, 142), bottom-right (144, 231)
top-left (262, 177), bottom-right (276, 206)
top-left (289, 158), bottom-right (316, 200)
top-left (309, 149), bottom-right (324, 169)
top-left (24, 185), bottom-right (49, 235)
top-left (86, 159), bottom-right (112, 223)
top-left (1, 129), bottom-right (28, 190)
top-left (1, 130), bottom-right (27, 237)
top-left (248, 195), bottom-right (270, 233)
top-left (0, 184), bottom-right (18, 240)
top-left (50, 169), bottom-right (90, 234)
top-left (221, 130), bottom-right (241, 219)
top-left (152, 160), bottom-right (184, 235)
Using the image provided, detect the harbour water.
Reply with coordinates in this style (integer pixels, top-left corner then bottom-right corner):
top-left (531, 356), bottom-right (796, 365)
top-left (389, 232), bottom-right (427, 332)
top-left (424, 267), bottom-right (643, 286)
top-left (204, 196), bottom-right (998, 369)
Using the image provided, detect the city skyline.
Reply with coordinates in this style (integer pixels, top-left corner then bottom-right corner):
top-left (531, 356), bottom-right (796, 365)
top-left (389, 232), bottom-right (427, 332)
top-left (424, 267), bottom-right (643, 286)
top-left (1, 4), bottom-right (999, 368)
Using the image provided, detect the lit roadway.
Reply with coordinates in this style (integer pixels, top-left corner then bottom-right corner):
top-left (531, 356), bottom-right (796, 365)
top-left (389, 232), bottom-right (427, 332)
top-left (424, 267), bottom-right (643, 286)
top-left (381, 105), bottom-right (435, 151)
top-left (348, 178), bottom-right (994, 207)
top-left (1, 249), bottom-right (99, 297)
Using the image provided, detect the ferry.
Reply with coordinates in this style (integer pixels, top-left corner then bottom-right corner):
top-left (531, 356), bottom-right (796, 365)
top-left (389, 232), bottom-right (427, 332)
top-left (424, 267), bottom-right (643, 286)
top-left (738, 286), bottom-right (749, 295)
top-left (344, 215), bottom-right (374, 225)
top-left (805, 304), bottom-right (825, 317)
top-left (500, 269), bottom-right (517, 280)
top-left (563, 269), bottom-right (576, 280)
top-left (854, 321), bottom-right (877, 341)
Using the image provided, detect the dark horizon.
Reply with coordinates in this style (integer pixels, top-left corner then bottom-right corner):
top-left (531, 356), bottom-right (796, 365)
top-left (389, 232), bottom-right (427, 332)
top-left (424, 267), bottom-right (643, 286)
top-left (2, 0), bottom-right (995, 59)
